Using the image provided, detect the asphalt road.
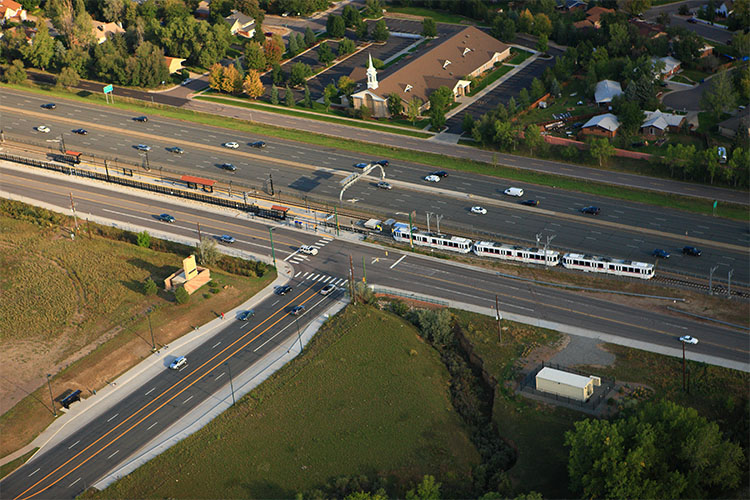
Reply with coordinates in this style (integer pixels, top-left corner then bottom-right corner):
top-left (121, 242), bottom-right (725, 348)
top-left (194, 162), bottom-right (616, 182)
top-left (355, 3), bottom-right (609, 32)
top-left (1, 165), bottom-right (747, 498)
top-left (2, 91), bottom-right (748, 284)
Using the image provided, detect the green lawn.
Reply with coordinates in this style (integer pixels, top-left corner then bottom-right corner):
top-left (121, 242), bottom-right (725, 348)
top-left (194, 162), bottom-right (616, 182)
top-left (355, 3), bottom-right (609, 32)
top-left (467, 65), bottom-right (513, 97)
top-left (384, 6), bottom-right (484, 25)
top-left (680, 68), bottom-right (710, 82)
top-left (670, 74), bottom-right (694, 85)
top-left (507, 49), bottom-right (533, 65)
top-left (91, 306), bottom-right (480, 498)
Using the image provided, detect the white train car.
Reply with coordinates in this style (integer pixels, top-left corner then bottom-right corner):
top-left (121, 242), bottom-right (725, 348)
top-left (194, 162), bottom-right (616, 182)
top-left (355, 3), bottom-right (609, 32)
top-left (393, 227), bottom-right (472, 254)
top-left (473, 241), bottom-right (560, 266)
top-left (562, 253), bottom-right (654, 280)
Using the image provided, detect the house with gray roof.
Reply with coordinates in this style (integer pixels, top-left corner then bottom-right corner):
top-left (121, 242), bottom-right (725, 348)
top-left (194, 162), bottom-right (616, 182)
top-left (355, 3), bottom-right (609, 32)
top-left (581, 113), bottom-right (620, 138)
top-left (594, 80), bottom-right (622, 106)
top-left (641, 110), bottom-right (686, 136)
top-left (224, 10), bottom-right (255, 37)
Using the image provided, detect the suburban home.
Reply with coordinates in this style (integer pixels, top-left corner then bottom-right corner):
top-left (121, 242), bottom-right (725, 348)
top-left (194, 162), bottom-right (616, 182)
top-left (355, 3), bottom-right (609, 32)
top-left (91, 20), bottom-right (125, 44)
top-left (0, 0), bottom-right (26, 22)
top-left (717, 108), bottom-right (750, 138)
top-left (594, 79), bottom-right (622, 107)
top-left (581, 113), bottom-right (620, 138)
top-left (699, 44), bottom-right (714, 58)
top-left (164, 56), bottom-right (186, 74)
top-left (195, 0), bottom-right (210, 19)
top-left (557, 0), bottom-right (587, 11)
top-left (716, 1), bottom-right (734, 17)
top-left (652, 56), bottom-right (681, 79)
top-left (629, 19), bottom-right (666, 39)
top-left (350, 25), bottom-right (511, 118)
top-left (224, 10), bottom-right (255, 37)
top-left (640, 110), bottom-right (686, 136)
top-left (573, 6), bottom-right (614, 29)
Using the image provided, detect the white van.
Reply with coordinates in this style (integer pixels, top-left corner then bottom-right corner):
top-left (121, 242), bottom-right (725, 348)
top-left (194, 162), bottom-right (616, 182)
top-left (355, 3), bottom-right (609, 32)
top-left (504, 187), bottom-right (524, 197)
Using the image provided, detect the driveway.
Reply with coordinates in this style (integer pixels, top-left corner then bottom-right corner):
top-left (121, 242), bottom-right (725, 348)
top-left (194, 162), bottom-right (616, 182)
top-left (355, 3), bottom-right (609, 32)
top-left (661, 69), bottom-right (735, 112)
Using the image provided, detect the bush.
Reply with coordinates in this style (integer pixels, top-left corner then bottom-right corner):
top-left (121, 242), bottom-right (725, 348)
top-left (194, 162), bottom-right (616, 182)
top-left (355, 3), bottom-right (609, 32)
top-left (388, 299), bottom-right (409, 317)
top-left (195, 238), bottom-right (219, 266)
top-left (136, 230), bottom-right (151, 248)
top-left (353, 281), bottom-right (376, 305)
top-left (142, 277), bottom-right (158, 296)
top-left (4, 59), bottom-right (27, 84)
top-left (175, 286), bottom-right (189, 304)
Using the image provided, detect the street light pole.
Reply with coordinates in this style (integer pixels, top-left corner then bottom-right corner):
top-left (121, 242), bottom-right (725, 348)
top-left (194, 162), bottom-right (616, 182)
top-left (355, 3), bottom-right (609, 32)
top-left (728, 269), bottom-right (733, 299)
top-left (269, 226), bottom-right (277, 268)
top-left (709, 265), bottom-right (718, 295)
top-left (226, 362), bottom-right (235, 406)
top-left (47, 374), bottom-right (57, 416)
top-left (148, 310), bottom-right (156, 351)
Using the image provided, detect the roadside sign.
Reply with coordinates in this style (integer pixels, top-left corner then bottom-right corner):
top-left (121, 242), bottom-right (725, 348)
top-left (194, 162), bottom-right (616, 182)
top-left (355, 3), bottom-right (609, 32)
top-left (103, 84), bottom-right (113, 94)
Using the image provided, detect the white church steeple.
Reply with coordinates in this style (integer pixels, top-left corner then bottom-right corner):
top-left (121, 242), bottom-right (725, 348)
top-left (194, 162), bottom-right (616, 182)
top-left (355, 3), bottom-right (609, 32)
top-left (366, 53), bottom-right (378, 90)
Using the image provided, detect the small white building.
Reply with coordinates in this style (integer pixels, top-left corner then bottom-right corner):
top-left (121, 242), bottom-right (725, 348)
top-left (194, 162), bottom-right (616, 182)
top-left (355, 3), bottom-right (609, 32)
top-left (594, 80), bottom-right (622, 106)
top-left (535, 367), bottom-right (599, 402)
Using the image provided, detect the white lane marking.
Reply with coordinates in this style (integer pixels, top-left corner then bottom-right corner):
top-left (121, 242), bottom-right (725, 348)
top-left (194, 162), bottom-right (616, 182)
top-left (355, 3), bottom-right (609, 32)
top-left (665, 323), bottom-right (687, 330)
top-left (212, 341), bottom-right (222, 349)
top-left (146, 421), bottom-right (158, 430)
top-left (390, 255), bottom-right (406, 269)
top-left (253, 295), bottom-right (330, 352)
top-left (294, 271), bottom-right (301, 277)
top-left (107, 450), bottom-right (120, 459)
top-left (28, 468), bottom-right (40, 477)
top-left (215, 372), bottom-right (225, 381)
top-left (271, 300), bottom-right (279, 306)
top-left (106, 413), bottom-right (119, 422)
top-left (284, 250), bottom-right (301, 262)
top-left (145, 387), bottom-right (156, 396)
top-left (69, 478), bottom-right (81, 488)
top-left (317, 275), bottom-right (327, 281)
top-left (68, 440), bottom-right (80, 449)
top-left (183, 395), bottom-right (194, 404)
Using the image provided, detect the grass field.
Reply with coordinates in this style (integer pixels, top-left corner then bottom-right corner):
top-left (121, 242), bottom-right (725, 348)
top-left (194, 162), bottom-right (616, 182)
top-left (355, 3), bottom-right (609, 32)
top-left (507, 49), bottom-right (533, 65)
top-left (0, 205), bottom-right (275, 460)
top-left (90, 305), bottom-right (480, 499)
top-left (384, 6), bottom-right (484, 25)
top-left (467, 65), bottom-right (513, 97)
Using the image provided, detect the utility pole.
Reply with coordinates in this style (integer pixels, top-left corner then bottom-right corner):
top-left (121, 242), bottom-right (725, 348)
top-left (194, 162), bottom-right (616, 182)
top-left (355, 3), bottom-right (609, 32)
top-left (69, 192), bottom-right (79, 231)
top-left (544, 234), bottom-right (556, 269)
top-left (435, 214), bottom-right (443, 234)
top-left (288, 317), bottom-right (303, 354)
top-left (229, 180), bottom-right (233, 199)
top-left (709, 265), bottom-right (718, 295)
top-left (197, 222), bottom-right (202, 242)
top-left (349, 255), bottom-right (356, 304)
top-left (334, 206), bottom-right (340, 236)
top-left (495, 295), bottom-right (502, 343)
top-left (226, 362), bottom-right (235, 406)
top-left (269, 173), bottom-right (275, 195)
top-left (47, 374), bottom-right (57, 416)
top-left (535, 233), bottom-right (541, 248)
top-left (148, 310), bottom-right (156, 351)
top-left (362, 256), bottom-right (366, 284)
top-left (426, 211), bottom-right (433, 233)
top-left (60, 134), bottom-right (66, 153)
top-left (728, 269), bottom-right (733, 299)
top-left (104, 159), bottom-right (110, 181)
top-left (269, 227), bottom-right (277, 268)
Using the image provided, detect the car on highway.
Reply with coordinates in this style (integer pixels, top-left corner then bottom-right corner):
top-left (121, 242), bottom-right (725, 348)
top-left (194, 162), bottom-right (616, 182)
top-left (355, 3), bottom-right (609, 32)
top-left (36, 125), bottom-right (50, 133)
top-left (504, 187), bottom-right (524, 197)
top-left (300, 245), bottom-right (318, 255)
top-left (375, 160), bottom-right (389, 167)
top-left (41, 103), bottom-right (56, 109)
top-left (223, 141), bottom-right (239, 149)
top-left (135, 144), bottom-right (151, 151)
top-left (424, 174), bottom-right (441, 183)
top-left (275, 285), bottom-right (293, 295)
top-left (220, 163), bottom-right (237, 171)
top-left (320, 283), bottom-right (336, 296)
top-left (687, 17), bottom-right (697, 23)
top-left (218, 234), bottom-right (235, 244)
top-left (134, 116), bottom-right (148, 122)
top-left (520, 199), bottom-right (539, 207)
top-left (249, 141), bottom-right (266, 148)
top-left (652, 249), bottom-right (671, 259)
top-left (354, 162), bottom-right (369, 169)
top-left (291, 305), bottom-right (305, 315)
top-left (167, 146), bottom-right (184, 154)
top-left (471, 206), bottom-right (487, 215)
top-left (679, 335), bottom-right (698, 344)
top-left (377, 181), bottom-right (392, 190)
top-left (72, 128), bottom-right (88, 135)
top-left (169, 356), bottom-right (187, 370)
top-left (580, 206), bottom-right (601, 215)
top-left (237, 310), bottom-right (255, 321)
top-left (157, 213), bottom-right (175, 223)
top-left (682, 246), bottom-right (702, 256)
top-left (430, 170), bottom-right (448, 177)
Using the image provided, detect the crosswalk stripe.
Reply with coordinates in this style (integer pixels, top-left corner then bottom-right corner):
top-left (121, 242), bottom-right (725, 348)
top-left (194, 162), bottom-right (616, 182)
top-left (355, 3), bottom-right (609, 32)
top-left (317, 275), bottom-right (327, 282)
top-left (310, 274), bottom-right (320, 280)
top-left (322, 276), bottom-right (333, 283)
top-left (303, 272), bottom-right (310, 278)
top-left (335, 278), bottom-right (346, 285)
top-left (294, 272), bottom-right (301, 277)
top-left (322, 237), bottom-right (333, 241)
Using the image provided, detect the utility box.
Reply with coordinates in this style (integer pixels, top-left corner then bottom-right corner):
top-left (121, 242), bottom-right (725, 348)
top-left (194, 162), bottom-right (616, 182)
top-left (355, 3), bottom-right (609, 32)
top-left (535, 367), bottom-right (595, 402)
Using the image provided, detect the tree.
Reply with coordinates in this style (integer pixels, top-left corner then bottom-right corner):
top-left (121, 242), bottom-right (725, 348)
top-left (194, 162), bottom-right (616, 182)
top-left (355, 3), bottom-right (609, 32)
top-left (536, 33), bottom-right (548, 54)
top-left (289, 61), bottom-right (312, 87)
top-left (174, 286), bottom-right (189, 304)
top-left (363, 0), bottom-right (383, 18)
top-left (524, 124), bottom-right (544, 155)
top-left (727, 147), bottom-right (749, 186)
top-left (242, 70), bottom-right (264, 98)
top-left (56, 66), bottom-right (80, 88)
top-left (244, 41), bottom-right (266, 71)
top-left (317, 41), bottom-right (334, 66)
top-left (342, 4), bottom-right (362, 27)
top-left (422, 17), bottom-right (437, 37)
top-left (338, 38), bottom-right (355, 57)
top-left (625, 0), bottom-right (652, 15)
top-left (518, 88), bottom-right (530, 109)
top-left (324, 92), bottom-right (332, 111)
top-left (195, 238), bottom-right (219, 266)
top-left (355, 20), bottom-right (368, 39)
top-left (507, 96), bottom-right (517, 115)
top-left (136, 230), bottom-right (151, 247)
top-left (549, 78), bottom-right (561, 98)
top-left (285, 84), bottom-right (295, 107)
top-left (102, 0), bottom-right (124, 22)
top-left (338, 75), bottom-right (355, 96)
top-left (588, 137), bottom-right (615, 166)
top-left (387, 93), bottom-right (402, 117)
top-left (701, 70), bottom-right (738, 118)
top-left (4, 59), bottom-right (27, 84)
top-left (271, 63), bottom-right (284, 85)
top-left (372, 19), bottom-right (389, 42)
top-left (494, 120), bottom-right (519, 151)
top-left (302, 83), bottom-right (312, 108)
top-left (288, 32), bottom-right (299, 55)
top-left (264, 36), bottom-right (284, 67)
top-left (326, 14), bottom-right (345, 38)
top-left (142, 277), bottom-right (158, 295)
top-left (607, 23), bottom-right (629, 57)
top-left (221, 63), bottom-right (242, 94)
top-left (24, 22), bottom-right (54, 70)
top-left (533, 13), bottom-right (552, 36)
top-left (566, 400), bottom-right (744, 499)
top-left (671, 29), bottom-right (702, 64)
top-left (72, 0), bottom-right (95, 47)
top-left (612, 96), bottom-right (645, 135)
top-left (407, 96), bottom-right (422, 125)
top-left (270, 84), bottom-right (279, 104)
top-left (703, 149), bottom-right (722, 184)
top-left (462, 113), bottom-right (475, 134)
top-left (518, 9), bottom-right (534, 33)
top-left (359, 104), bottom-right (371, 120)
top-left (304, 26), bottom-right (316, 47)
top-left (428, 86), bottom-right (453, 131)
top-left (406, 475), bottom-right (441, 500)
top-left (530, 77), bottom-right (545, 100)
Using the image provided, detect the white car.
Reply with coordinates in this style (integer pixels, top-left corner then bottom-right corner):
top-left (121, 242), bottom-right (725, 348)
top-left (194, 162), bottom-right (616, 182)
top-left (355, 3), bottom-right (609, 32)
top-left (504, 187), bottom-right (524, 197)
top-left (37, 125), bottom-right (50, 133)
top-left (320, 283), bottom-right (336, 296)
top-left (679, 335), bottom-right (698, 345)
top-left (135, 144), bottom-right (151, 151)
top-left (223, 141), bottom-right (239, 149)
top-left (471, 206), bottom-right (487, 215)
top-left (424, 175), bottom-right (440, 183)
top-left (169, 356), bottom-right (187, 370)
top-left (300, 245), bottom-right (318, 255)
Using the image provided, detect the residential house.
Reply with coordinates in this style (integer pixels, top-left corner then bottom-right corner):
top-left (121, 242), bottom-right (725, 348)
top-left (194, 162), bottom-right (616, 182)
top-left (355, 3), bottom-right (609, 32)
top-left (716, 1), bottom-right (734, 17)
top-left (224, 10), bottom-right (255, 38)
top-left (350, 26), bottom-right (511, 118)
top-left (629, 18), bottom-right (666, 39)
top-left (0, 0), bottom-right (26, 22)
top-left (164, 56), bottom-right (186, 74)
top-left (557, 0), bottom-right (587, 11)
top-left (195, 0), bottom-right (210, 19)
top-left (640, 110), bottom-right (686, 136)
top-left (594, 79), bottom-right (622, 106)
top-left (699, 44), bottom-right (714, 58)
top-left (581, 113), bottom-right (620, 138)
top-left (652, 56), bottom-right (681, 79)
top-left (91, 20), bottom-right (125, 44)
top-left (573, 6), bottom-right (614, 29)
top-left (717, 108), bottom-right (749, 139)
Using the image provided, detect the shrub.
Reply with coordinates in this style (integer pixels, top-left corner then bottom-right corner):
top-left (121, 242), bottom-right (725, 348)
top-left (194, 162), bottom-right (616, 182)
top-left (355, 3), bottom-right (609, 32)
top-left (388, 299), bottom-right (409, 317)
top-left (136, 230), bottom-right (151, 248)
top-left (142, 277), bottom-right (158, 296)
top-left (175, 286), bottom-right (189, 304)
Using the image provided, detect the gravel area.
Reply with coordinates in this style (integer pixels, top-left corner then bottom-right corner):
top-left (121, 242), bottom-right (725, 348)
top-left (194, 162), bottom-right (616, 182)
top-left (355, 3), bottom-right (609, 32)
top-left (549, 334), bottom-right (616, 368)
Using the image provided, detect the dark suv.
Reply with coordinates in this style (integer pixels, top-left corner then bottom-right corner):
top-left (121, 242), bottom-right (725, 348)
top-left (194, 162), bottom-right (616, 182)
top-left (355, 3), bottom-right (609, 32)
top-left (157, 213), bottom-right (175, 223)
top-left (41, 103), bottom-right (56, 109)
top-left (682, 246), bottom-right (702, 256)
top-left (580, 206), bottom-right (601, 215)
top-left (275, 285), bottom-right (292, 295)
top-left (134, 116), bottom-right (148, 122)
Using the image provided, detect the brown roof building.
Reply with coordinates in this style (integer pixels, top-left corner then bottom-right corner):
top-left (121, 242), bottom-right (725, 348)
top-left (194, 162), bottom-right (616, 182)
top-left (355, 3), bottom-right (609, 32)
top-left (573, 6), bottom-right (614, 29)
top-left (351, 26), bottom-right (511, 119)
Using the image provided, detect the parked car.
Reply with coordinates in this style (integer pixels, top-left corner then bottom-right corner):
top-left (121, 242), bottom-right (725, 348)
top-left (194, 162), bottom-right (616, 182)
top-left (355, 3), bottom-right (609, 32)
top-left (134, 116), bottom-right (148, 122)
top-left (375, 160), bottom-right (389, 167)
top-left (430, 170), bottom-right (448, 177)
top-left (504, 187), bottom-right (524, 197)
top-left (300, 245), bottom-right (318, 255)
top-left (237, 310), bottom-right (255, 321)
top-left (218, 234), bottom-right (235, 244)
top-left (682, 246), bottom-right (702, 256)
top-left (41, 103), bottom-right (56, 109)
top-left (580, 206), bottom-right (601, 215)
top-left (679, 335), bottom-right (698, 344)
top-left (167, 146), bottom-right (184, 154)
top-left (223, 141), bottom-right (239, 149)
top-left (135, 144), bottom-right (151, 151)
top-left (157, 213), bottom-right (175, 223)
top-left (291, 305), bottom-right (305, 315)
top-left (377, 181), bottom-right (392, 190)
top-left (249, 141), bottom-right (266, 148)
top-left (353, 162), bottom-right (369, 169)
top-left (36, 125), bottom-right (50, 133)
top-left (470, 206), bottom-right (487, 215)
top-left (520, 199), bottom-right (539, 207)
top-left (72, 128), bottom-right (88, 135)
top-left (652, 249), bottom-right (671, 259)
top-left (169, 356), bottom-right (187, 370)
top-left (424, 175), bottom-right (441, 183)
top-left (320, 284), bottom-right (336, 296)
top-left (275, 285), bottom-right (292, 295)
top-left (220, 163), bottom-right (236, 171)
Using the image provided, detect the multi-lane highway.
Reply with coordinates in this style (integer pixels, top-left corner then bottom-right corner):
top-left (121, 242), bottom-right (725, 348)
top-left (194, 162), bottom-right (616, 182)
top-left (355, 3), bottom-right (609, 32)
top-left (1, 163), bottom-right (748, 499)
top-left (1, 91), bottom-right (748, 284)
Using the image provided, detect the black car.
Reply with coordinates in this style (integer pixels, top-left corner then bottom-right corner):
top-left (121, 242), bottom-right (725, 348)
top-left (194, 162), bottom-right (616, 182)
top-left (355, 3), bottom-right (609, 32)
top-left (72, 128), bottom-right (88, 135)
top-left (580, 206), bottom-right (601, 215)
top-left (682, 246), bottom-right (702, 256)
top-left (652, 249), bottom-right (670, 259)
top-left (167, 146), bottom-right (184, 154)
top-left (157, 213), bottom-right (175, 223)
top-left (291, 305), bottom-right (305, 316)
top-left (430, 170), bottom-right (449, 177)
top-left (520, 199), bottom-right (539, 207)
top-left (41, 103), bottom-right (56, 109)
top-left (249, 141), bottom-right (266, 148)
top-left (134, 116), bottom-right (148, 122)
top-left (375, 160), bottom-right (389, 167)
top-left (220, 163), bottom-right (236, 171)
top-left (237, 310), bottom-right (255, 321)
top-left (275, 285), bottom-right (293, 295)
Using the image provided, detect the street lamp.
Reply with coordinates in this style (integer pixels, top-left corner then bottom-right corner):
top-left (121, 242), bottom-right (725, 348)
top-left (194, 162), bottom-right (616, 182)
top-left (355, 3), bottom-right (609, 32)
top-left (47, 374), bottom-right (57, 416)
top-left (147, 309), bottom-right (156, 351)
top-left (268, 226), bottom-right (277, 269)
top-left (396, 211), bottom-right (414, 250)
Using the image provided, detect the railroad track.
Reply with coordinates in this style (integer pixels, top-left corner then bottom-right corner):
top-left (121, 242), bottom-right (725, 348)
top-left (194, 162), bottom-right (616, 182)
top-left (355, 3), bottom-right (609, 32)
top-left (653, 275), bottom-right (750, 299)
